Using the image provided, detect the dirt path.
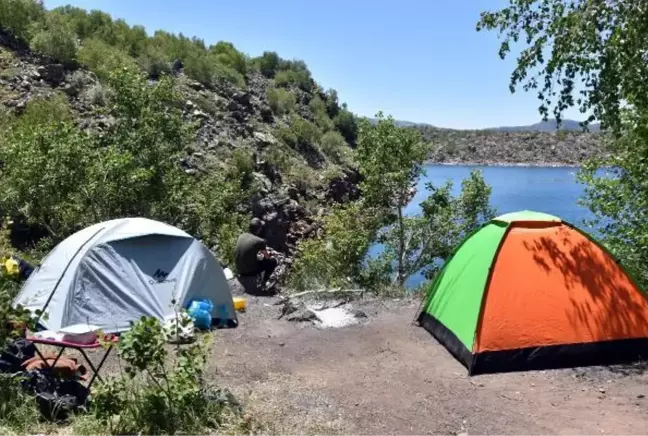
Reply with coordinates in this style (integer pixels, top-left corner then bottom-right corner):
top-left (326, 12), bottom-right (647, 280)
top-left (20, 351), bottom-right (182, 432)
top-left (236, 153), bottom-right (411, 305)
top-left (207, 296), bottom-right (648, 435)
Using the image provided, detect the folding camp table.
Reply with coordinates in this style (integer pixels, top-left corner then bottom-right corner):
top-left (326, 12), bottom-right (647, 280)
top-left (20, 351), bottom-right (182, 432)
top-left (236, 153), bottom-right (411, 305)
top-left (26, 335), bottom-right (118, 389)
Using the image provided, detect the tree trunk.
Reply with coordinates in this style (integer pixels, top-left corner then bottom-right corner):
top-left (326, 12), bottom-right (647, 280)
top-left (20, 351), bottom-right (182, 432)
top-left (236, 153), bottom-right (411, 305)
top-left (396, 204), bottom-right (406, 286)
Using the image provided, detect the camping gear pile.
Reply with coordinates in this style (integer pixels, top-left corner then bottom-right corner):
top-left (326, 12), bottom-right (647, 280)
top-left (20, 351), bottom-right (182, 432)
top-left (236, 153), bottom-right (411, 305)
top-left (0, 337), bottom-right (90, 421)
top-left (418, 210), bottom-right (648, 375)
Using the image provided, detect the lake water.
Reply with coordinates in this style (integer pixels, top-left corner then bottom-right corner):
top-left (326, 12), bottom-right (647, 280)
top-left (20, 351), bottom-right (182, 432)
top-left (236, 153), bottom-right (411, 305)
top-left (375, 164), bottom-right (595, 288)
top-left (411, 164), bottom-right (591, 224)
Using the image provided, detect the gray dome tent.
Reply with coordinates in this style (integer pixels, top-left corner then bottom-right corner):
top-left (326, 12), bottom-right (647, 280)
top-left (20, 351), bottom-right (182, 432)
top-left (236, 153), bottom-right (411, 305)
top-left (13, 218), bottom-right (237, 333)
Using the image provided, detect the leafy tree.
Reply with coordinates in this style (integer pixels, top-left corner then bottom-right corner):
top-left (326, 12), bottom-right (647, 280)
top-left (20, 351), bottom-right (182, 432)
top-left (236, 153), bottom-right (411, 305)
top-left (357, 112), bottom-right (428, 286)
top-left (578, 114), bottom-right (648, 285)
top-left (477, 0), bottom-right (648, 287)
top-left (0, 0), bottom-right (44, 41)
top-left (95, 69), bottom-right (194, 224)
top-left (369, 171), bottom-right (495, 287)
top-left (477, 0), bottom-right (648, 131)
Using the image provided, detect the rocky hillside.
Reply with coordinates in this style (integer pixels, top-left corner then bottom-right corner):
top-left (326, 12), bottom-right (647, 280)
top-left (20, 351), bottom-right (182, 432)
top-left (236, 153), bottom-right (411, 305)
top-left (417, 125), bottom-right (605, 165)
top-left (0, 3), bottom-right (361, 286)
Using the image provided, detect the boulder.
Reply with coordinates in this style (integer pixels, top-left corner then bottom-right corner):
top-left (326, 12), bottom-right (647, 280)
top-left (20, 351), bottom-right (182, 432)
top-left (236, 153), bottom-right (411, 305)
top-left (37, 64), bottom-right (65, 86)
top-left (253, 131), bottom-right (277, 147)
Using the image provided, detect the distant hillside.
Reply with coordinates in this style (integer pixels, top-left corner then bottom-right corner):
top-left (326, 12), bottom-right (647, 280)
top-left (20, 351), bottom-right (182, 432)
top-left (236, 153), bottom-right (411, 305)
top-left (488, 119), bottom-right (601, 133)
top-left (368, 117), bottom-right (601, 133)
top-left (415, 125), bottom-right (605, 166)
top-left (366, 117), bottom-right (604, 165)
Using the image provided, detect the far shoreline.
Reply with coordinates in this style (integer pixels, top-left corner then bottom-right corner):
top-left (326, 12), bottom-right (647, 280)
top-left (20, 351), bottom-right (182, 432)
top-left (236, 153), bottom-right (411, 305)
top-left (425, 160), bottom-right (580, 168)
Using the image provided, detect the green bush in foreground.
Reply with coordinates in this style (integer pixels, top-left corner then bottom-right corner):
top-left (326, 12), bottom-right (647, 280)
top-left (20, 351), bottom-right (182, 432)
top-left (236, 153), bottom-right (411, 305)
top-left (90, 316), bottom-right (242, 434)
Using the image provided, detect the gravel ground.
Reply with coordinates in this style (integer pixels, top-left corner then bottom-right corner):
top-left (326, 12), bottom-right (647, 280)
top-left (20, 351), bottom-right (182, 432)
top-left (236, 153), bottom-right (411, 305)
top-left (78, 295), bottom-right (648, 434)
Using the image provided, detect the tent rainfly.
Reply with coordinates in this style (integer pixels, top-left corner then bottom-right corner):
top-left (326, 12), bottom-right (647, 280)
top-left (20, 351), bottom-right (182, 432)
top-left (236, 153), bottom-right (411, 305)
top-left (14, 218), bottom-right (237, 333)
top-left (418, 210), bottom-right (648, 375)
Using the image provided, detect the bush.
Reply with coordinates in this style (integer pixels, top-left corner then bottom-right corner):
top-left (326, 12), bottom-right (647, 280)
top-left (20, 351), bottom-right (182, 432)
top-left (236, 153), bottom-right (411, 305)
top-left (0, 374), bottom-right (40, 433)
top-left (78, 38), bottom-right (137, 79)
top-left (254, 51), bottom-right (280, 78)
top-left (274, 68), bottom-right (312, 92)
top-left (91, 316), bottom-right (244, 434)
top-left (209, 41), bottom-right (247, 75)
top-left (334, 107), bottom-right (358, 145)
top-left (320, 130), bottom-right (350, 164)
top-left (325, 89), bottom-right (340, 118)
top-left (231, 148), bottom-right (255, 188)
top-left (267, 86), bottom-right (296, 115)
top-left (11, 92), bottom-right (72, 126)
top-left (290, 116), bottom-right (322, 148)
top-left (0, 0), bottom-right (44, 41)
top-left (83, 83), bottom-right (109, 106)
top-left (309, 96), bottom-right (335, 132)
top-left (289, 202), bottom-right (379, 291)
top-left (137, 44), bottom-right (171, 79)
top-left (31, 13), bottom-right (78, 62)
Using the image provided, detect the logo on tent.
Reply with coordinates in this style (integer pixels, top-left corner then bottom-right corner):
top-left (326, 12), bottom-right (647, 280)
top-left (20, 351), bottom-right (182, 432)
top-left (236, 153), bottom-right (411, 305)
top-left (150, 269), bottom-right (175, 284)
top-left (153, 269), bottom-right (169, 280)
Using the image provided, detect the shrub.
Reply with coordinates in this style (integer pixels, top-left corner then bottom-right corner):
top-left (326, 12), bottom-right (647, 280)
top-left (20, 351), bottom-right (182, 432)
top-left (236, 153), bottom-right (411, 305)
top-left (12, 92), bottom-right (72, 126)
top-left (91, 316), bottom-right (244, 434)
top-left (267, 86), bottom-right (296, 115)
top-left (325, 88), bottom-right (340, 118)
top-left (84, 83), bottom-right (109, 106)
top-left (254, 51), bottom-right (280, 78)
top-left (334, 107), bottom-right (358, 145)
top-left (290, 116), bottom-right (322, 147)
top-left (315, 111), bottom-right (335, 132)
top-left (320, 130), bottom-right (350, 164)
top-left (183, 52), bottom-right (216, 84)
top-left (210, 41), bottom-right (247, 75)
top-left (274, 125), bottom-right (298, 149)
top-left (309, 96), bottom-right (335, 132)
top-left (274, 68), bottom-right (312, 92)
top-left (0, 0), bottom-right (44, 41)
top-left (31, 13), bottom-right (78, 62)
top-left (0, 374), bottom-right (40, 433)
top-left (308, 95), bottom-right (327, 115)
top-left (78, 38), bottom-right (137, 79)
top-left (289, 202), bottom-right (379, 291)
top-left (137, 44), bottom-right (171, 79)
top-left (231, 148), bottom-right (255, 186)
top-left (213, 62), bottom-right (246, 88)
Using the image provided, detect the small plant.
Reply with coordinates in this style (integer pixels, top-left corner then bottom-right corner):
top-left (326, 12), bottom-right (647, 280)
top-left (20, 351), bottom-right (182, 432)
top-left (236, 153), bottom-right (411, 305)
top-left (267, 86), bottom-right (296, 115)
top-left (320, 130), bottom-right (351, 164)
top-left (91, 316), bottom-right (243, 434)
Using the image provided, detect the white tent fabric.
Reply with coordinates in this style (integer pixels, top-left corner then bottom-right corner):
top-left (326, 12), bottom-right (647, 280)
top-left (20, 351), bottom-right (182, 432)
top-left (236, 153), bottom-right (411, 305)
top-left (13, 218), bottom-right (237, 333)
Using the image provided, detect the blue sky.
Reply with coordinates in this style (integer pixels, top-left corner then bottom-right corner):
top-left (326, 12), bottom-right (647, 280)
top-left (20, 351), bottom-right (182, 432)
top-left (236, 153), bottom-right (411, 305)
top-left (43, 0), bottom-right (584, 129)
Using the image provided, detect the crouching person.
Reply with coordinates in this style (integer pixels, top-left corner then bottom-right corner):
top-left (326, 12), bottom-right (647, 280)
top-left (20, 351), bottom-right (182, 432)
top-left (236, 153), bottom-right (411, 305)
top-left (234, 218), bottom-right (278, 294)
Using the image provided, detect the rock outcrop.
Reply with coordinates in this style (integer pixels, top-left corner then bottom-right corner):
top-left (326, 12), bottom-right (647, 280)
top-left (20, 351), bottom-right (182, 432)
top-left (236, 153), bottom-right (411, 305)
top-left (0, 37), bottom-right (362, 290)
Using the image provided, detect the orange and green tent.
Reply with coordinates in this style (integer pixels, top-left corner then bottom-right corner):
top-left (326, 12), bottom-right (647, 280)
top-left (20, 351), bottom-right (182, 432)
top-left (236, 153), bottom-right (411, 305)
top-left (418, 210), bottom-right (648, 375)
